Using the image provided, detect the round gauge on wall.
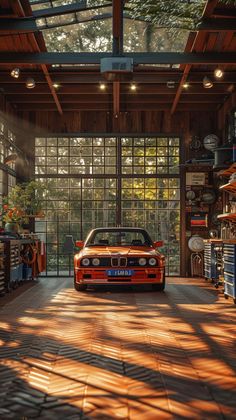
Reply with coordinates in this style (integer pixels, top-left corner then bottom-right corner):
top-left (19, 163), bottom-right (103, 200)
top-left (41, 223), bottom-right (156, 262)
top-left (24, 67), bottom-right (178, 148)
top-left (190, 137), bottom-right (201, 151)
top-left (188, 235), bottom-right (204, 252)
top-left (203, 134), bottom-right (220, 151)
top-left (186, 190), bottom-right (196, 201)
top-left (201, 189), bottom-right (216, 204)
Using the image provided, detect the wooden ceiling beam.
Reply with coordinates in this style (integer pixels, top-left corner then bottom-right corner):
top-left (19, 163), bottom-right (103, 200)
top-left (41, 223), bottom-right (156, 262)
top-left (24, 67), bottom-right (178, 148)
top-left (11, 0), bottom-right (25, 18)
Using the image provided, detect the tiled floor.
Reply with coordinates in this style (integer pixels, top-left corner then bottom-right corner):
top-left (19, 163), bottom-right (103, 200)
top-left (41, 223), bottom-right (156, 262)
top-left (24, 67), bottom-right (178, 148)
top-left (0, 277), bottom-right (235, 419)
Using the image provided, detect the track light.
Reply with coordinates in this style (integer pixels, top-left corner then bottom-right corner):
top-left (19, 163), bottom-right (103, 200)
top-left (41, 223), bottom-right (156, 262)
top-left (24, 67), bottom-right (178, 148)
top-left (214, 68), bottom-right (223, 79)
top-left (26, 78), bottom-right (35, 89)
top-left (99, 83), bottom-right (106, 90)
top-left (203, 76), bottom-right (213, 89)
top-left (182, 82), bottom-right (189, 89)
top-left (11, 68), bottom-right (20, 78)
top-left (130, 83), bottom-right (137, 91)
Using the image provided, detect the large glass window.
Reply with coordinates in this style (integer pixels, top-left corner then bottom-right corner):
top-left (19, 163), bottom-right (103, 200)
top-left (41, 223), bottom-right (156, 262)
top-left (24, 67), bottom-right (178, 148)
top-left (35, 136), bottom-right (181, 276)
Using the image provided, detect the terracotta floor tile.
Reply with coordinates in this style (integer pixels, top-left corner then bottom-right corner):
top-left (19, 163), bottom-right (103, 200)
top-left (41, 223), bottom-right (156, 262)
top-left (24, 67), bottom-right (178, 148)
top-left (0, 277), bottom-right (235, 419)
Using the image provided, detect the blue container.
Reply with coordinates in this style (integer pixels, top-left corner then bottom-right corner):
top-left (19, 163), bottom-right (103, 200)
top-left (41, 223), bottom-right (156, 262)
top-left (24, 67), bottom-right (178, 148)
top-left (23, 266), bottom-right (32, 280)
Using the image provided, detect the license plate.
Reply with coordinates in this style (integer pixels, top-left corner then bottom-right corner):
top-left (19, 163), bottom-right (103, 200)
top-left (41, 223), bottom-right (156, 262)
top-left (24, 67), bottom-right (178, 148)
top-left (106, 269), bottom-right (134, 276)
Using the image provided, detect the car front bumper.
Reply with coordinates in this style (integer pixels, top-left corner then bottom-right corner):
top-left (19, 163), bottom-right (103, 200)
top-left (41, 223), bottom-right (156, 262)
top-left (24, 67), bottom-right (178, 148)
top-left (74, 267), bottom-right (165, 285)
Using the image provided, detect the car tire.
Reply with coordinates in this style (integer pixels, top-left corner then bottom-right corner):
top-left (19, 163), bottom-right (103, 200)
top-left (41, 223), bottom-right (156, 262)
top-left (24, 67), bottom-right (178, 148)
top-left (152, 270), bottom-right (165, 291)
top-left (74, 282), bottom-right (87, 291)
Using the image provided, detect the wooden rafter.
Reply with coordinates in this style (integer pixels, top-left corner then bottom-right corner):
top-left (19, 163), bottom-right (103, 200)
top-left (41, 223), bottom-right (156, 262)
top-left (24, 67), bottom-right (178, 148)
top-left (171, 0), bottom-right (219, 115)
top-left (112, 0), bottom-right (123, 117)
top-left (6, 0), bottom-right (63, 115)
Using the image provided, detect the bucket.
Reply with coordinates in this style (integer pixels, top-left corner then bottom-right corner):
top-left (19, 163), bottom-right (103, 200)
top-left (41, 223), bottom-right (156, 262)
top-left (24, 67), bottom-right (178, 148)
top-left (214, 146), bottom-right (232, 168)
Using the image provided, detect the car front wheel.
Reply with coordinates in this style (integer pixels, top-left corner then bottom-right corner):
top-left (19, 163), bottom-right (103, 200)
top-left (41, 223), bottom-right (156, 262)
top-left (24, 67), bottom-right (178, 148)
top-left (74, 281), bottom-right (87, 291)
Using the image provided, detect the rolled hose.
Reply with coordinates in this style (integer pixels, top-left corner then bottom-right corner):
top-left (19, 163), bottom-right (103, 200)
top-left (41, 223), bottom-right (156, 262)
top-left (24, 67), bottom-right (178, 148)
top-left (21, 244), bottom-right (37, 265)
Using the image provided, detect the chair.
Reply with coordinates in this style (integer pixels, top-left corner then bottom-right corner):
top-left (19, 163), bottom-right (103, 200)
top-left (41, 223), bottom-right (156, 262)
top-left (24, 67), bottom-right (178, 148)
top-left (131, 239), bottom-right (143, 246)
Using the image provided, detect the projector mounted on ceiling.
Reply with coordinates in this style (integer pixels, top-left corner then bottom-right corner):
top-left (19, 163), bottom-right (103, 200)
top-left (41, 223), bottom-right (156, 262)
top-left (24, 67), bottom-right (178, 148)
top-left (100, 57), bottom-right (133, 81)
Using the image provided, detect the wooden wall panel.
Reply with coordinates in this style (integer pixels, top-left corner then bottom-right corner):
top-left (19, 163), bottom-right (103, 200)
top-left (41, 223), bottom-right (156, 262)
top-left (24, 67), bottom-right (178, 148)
top-left (218, 91), bottom-right (236, 138)
top-left (15, 109), bottom-right (217, 138)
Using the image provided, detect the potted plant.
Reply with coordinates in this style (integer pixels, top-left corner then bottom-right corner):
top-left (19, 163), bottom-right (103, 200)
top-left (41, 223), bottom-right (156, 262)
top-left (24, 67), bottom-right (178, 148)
top-left (0, 180), bottom-right (45, 233)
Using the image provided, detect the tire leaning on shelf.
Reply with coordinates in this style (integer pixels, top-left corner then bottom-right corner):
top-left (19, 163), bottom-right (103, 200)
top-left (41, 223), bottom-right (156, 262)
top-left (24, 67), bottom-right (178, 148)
top-left (20, 244), bottom-right (37, 265)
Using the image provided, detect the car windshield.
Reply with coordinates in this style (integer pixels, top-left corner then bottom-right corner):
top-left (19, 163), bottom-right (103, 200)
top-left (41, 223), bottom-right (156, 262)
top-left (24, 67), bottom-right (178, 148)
top-left (86, 230), bottom-right (152, 247)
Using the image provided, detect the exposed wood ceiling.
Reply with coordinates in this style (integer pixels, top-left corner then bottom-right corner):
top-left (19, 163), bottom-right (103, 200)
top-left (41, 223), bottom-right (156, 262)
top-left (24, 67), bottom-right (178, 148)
top-left (0, 0), bottom-right (236, 115)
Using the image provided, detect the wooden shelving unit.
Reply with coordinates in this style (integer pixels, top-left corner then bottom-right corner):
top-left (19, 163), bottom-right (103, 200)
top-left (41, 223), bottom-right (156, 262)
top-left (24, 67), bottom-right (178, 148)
top-left (220, 180), bottom-right (236, 194)
top-left (218, 164), bottom-right (236, 223)
top-left (217, 213), bottom-right (236, 222)
top-left (218, 163), bottom-right (236, 177)
top-left (217, 163), bottom-right (236, 302)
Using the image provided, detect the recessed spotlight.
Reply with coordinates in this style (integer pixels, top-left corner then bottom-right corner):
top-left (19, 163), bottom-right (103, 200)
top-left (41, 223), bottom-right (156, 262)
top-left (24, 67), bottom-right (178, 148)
top-left (26, 78), bottom-right (36, 89)
top-left (182, 82), bottom-right (189, 89)
top-left (99, 83), bottom-right (106, 90)
top-left (203, 76), bottom-right (213, 89)
top-left (214, 68), bottom-right (223, 79)
top-left (53, 83), bottom-right (60, 89)
top-left (130, 83), bottom-right (137, 91)
top-left (11, 68), bottom-right (20, 78)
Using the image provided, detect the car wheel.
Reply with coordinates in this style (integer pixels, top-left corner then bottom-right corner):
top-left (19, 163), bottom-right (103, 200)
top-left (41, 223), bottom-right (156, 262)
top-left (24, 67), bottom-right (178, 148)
top-left (74, 281), bottom-right (87, 291)
top-left (152, 270), bottom-right (165, 291)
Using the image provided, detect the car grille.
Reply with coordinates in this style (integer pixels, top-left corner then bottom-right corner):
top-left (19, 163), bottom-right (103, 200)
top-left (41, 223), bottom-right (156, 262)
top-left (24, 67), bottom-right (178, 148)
top-left (85, 257), bottom-right (155, 267)
top-left (111, 257), bottom-right (127, 267)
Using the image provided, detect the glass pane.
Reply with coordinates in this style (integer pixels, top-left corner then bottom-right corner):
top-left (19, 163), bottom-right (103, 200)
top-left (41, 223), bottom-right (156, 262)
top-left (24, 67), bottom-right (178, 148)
top-left (35, 136), bottom-right (180, 276)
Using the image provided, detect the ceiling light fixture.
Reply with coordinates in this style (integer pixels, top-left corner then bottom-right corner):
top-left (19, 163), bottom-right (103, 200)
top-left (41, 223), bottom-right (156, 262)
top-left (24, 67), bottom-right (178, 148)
top-left (182, 82), bottom-right (189, 89)
top-left (11, 68), bottom-right (20, 78)
top-left (99, 83), bottom-right (106, 90)
top-left (203, 76), bottom-right (213, 89)
top-left (214, 68), bottom-right (223, 79)
top-left (53, 83), bottom-right (60, 89)
top-left (130, 83), bottom-right (137, 91)
top-left (26, 78), bottom-right (36, 89)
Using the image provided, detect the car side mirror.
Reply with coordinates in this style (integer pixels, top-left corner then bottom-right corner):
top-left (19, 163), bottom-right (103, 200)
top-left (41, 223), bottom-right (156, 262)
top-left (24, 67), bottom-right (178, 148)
top-left (75, 240), bottom-right (84, 248)
top-left (153, 240), bottom-right (163, 248)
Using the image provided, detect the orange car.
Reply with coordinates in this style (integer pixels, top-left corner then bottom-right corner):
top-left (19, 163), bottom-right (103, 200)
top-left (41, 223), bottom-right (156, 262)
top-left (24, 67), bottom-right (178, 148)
top-left (74, 227), bottom-right (165, 291)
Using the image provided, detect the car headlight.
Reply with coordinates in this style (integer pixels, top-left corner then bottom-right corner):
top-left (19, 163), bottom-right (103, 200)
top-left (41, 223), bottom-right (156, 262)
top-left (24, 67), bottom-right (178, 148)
top-left (92, 258), bottom-right (100, 266)
top-left (81, 258), bottom-right (90, 266)
top-left (139, 258), bottom-right (147, 266)
top-left (149, 258), bottom-right (157, 266)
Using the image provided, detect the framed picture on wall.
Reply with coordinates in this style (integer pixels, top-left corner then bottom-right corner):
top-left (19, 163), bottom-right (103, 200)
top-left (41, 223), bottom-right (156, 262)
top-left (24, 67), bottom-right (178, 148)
top-left (186, 172), bottom-right (206, 186)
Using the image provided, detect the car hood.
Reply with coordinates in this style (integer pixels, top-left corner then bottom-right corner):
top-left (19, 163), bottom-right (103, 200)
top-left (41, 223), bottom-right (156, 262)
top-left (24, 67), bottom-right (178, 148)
top-left (79, 246), bottom-right (158, 258)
